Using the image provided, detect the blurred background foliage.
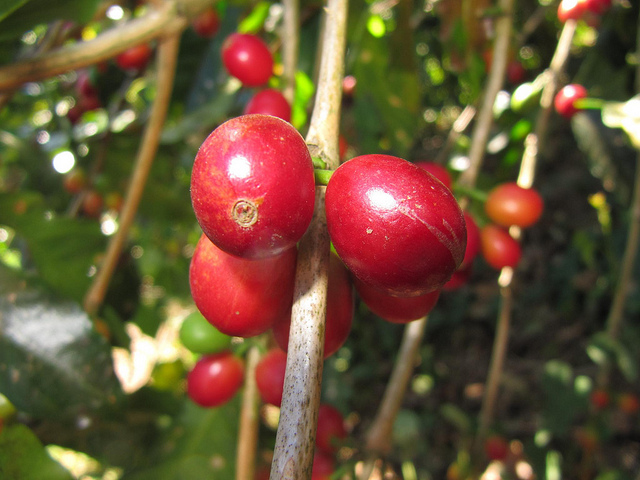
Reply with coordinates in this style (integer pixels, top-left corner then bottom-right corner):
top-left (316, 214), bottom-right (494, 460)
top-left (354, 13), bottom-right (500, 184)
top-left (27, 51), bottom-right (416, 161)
top-left (1, 0), bottom-right (640, 479)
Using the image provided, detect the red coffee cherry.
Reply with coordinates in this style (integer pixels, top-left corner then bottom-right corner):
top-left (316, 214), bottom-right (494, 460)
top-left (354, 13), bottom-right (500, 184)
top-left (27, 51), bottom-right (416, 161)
top-left (326, 154), bottom-right (466, 296)
top-left (484, 435), bottom-right (509, 461)
top-left (272, 252), bottom-right (353, 358)
top-left (442, 264), bottom-right (473, 291)
top-left (558, 0), bottom-right (588, 22)
top-left (243, 89), bottom-right (291, 122)
top-left (485, 182), bottom-right (544, 228)
top-left (221, 33), bottom-right (273, 87)
top-left (480, 225), bottom-right (522, 270)
top-left (186, 351), bottom-right (244, 407)
top-left (192, 8), bottom-right (220, 38)
top-left (191, 114), bottom-right (315, 259)
top-left (585, 0), bottom-right (611, 15)
top-left (355, 277), bottom-right (440, 323)
top-left (81, 190), bottom-right (103, 218)
top-left (255, 348), bottom-right (287, 407)
top-left (116, 43), bottom-right (153, 72)
top-left (461, 211), bottom-right (481, 268)
top-left (554, 84), bottom-right (588, 118)
top-left (415, 161), bottom-right (453, 190)
top-left (311, 450), bottom-right (335, 480)
top-left (316, 404), bottom-right (347, 454)
top-left (189, 234), bottom-right (296, 338)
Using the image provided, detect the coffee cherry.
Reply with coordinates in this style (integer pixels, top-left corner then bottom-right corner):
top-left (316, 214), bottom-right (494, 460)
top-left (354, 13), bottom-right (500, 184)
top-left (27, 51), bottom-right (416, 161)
top-left (255, 348), bottom-right (287, 407)
top-left (484, 435), bottom-right (509, 461)
top-left (558, 0), bottom-right (588, 22)
top-left (415, 161), bottom-right (453, 190)
top-left (82, 190), bottom-right (103, 218)
top-left (243, 89), bottom-right (291, 122)
top-left (191, 114), bottom-right (315, 259)
top-left (480, 225), bottom-right (522, 269)
top-left (179, 311), bottom-right (232, 354)
top-left (461, 212), bottom-right (481, 268)
top-left (316, 404), bottom-right (347, 454)
top-left (485, 182), bottom-right (544, 228)
top-left (192, 8), bottom-right (220, 38)
top-left (272, 252), bottom-right (353, 358)
top-left (326, 154), bottom-right (466, 296)
top-left (554, 84), bottom-right (588, 119)
top-left (63, 168), bottom-right (87, 194)
top-left (186, 351), bottom-right (244, 407)
top-left (355, 277), bottom-right (440, 323)
top-left (221, 33), bottom-right (273, 87)
top-left (189, 234), bottom-right (296, 337)
top-left (116, 43), bottom-right (153, 72)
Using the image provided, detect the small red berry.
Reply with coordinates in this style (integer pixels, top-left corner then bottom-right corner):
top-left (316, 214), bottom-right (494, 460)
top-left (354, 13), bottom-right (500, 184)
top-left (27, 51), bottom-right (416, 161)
top-left (192, 8), bottom-right (220, 38)
top-left (554, 84), bottom-right (588, 118)
top-left (415, 161), bottom-right (453, 190)
top-left (186, 351), bottom-right (244, 407)
top-left (116, 43), bottom-right (153, 72)
top-left (590, 389), bottom-right (610, 410)
top-left (485, 182), bottom-right (544, 228)
top-left (221, 33), bottom-right (273, 87)
top-left (244, 89), bottom-right (291, 122)
top-left (480, 225), bottom-right (522, 270)
top-left (484, 434), bottom-right (509, 461)
top-left (558, 0), bottom-right (588, 23)
top-left (82, 190), bottom-right (103, 218)
top-left (618, 393), bottom-right (640, 415)
top-left (255, 348), bottom-right (287, 407)
top-left (316, 404), bottom-right (347, 454)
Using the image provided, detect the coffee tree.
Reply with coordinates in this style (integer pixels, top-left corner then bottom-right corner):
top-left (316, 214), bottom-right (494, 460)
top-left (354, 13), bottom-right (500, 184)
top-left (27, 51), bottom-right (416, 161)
top-left (1, 0), bottom-right (639, 479)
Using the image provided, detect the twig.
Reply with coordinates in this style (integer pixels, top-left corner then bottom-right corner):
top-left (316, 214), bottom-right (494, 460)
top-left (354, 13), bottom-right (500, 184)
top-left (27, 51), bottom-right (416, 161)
top-left (83, 33), bottom-right (181, 316)
top-left (457, 0), bottom-right (515, 190)
top-left (434, 105), bottom-right (476, 166)
top-left (236, 346), bottom-right (261, 480)
top-left (359, 317), bottom-right (429, 480)
top-left (0, 0), bottom-right (213, 92)
top-left (281, 0), bottom-right (299, 105)
top-left (475, 19), bottom-right (577, 444)
top-left (269, 0), bottom-right (347, 477)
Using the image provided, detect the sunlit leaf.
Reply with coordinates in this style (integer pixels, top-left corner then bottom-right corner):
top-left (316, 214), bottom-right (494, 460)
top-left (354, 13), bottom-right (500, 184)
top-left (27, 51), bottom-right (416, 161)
top-left (601, 95), bottom-right (640, 150)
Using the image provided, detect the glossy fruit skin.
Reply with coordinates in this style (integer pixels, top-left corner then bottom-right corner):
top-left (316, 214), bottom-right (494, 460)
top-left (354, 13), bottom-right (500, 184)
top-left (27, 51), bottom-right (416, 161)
top-left (415, 161), bottom-right (453, 190)
top-left (189, 234), bottom-right (296, 337)
top-left (116, 43), bottom-right (152, 71)
top-left (355, 277), bottom-right (440, 323)
top-left (243, 89), bottom-right (291, 122)
top-left (255, 348), bottom-right (287, 406)
top-left (186, 351), bottom-right (244, 407)
top-left (192, 8), bottom-right (220, 38)
top-left (461, 212), bottom-right (481, 268)
top-left (485, 182), bottom-right (544, 228)
top-left (326, 154), bottom-right (466, 296)
top-left (316, 404), bottom-right (347, 454)
top-left (558, 0), bottom-right (587, 22)
top-left (554, 84), bottom-right (588, 118)
top-left (179, 311), bottom-right (232, 354)
top-left (221, 33), bottom-right (273, 87)
top-left (191, 114), bottom-right (315, 259)
top-left (272, 252), bottom-right (353, 358)
top-left (480, 225), bottom-right (522, 270)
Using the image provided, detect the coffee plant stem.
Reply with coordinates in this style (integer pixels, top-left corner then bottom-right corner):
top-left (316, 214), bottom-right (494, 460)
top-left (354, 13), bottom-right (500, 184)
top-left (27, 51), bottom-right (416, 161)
top-left (281, 0), bottom-right (299, 105)
top-left (270, 0), bottom-right (347, 476)
top-left (314, 169), bottom-right (333, 186)
top-left (434, 105), bottom-right (476, 166)
top-left (599, 9), bottom-right (640, 386)
top-left (457, 0), bottom-right (514, 190)
top-left (476, 19), bottom-right (577, 444)
top-left (236, 346), bottom-right (261, 480)
top-left (0, 0), bottom-right (212, 92)
top-left (360, 317), bottom-right (429, 480)
top-left (83, 33), bottom-right (181, 317)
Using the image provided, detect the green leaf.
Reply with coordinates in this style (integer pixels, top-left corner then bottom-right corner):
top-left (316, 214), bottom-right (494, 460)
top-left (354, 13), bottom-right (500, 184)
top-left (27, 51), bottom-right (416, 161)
top-left (0, 424), bottom-right (73, 480)
top-left (601, 95), bottom-right (640, 150)
top-left (0, 265), bottom-right (123, 421)
top-left (0, 0), bottom-right (100, 41)
top-left (237, 2), bottom-right (270, 34)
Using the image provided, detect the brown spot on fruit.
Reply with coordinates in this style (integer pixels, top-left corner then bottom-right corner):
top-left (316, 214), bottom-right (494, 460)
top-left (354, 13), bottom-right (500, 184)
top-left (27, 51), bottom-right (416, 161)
top-left (232, 199), bottom-right (258, 227)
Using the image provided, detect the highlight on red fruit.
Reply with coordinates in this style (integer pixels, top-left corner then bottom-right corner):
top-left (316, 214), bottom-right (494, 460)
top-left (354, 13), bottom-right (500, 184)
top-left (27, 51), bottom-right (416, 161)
top-left (316, 404), bottom-right (347, 454)
top-left (485, 182), bottom-right (544, 228)
top-left (557, 0), bottom-right (587, 23)
top-left (326, 154), bottom-right (467, 296)
top-left (116, 43), bottom-right (153, 72)
top-left (554, 84), bottom-right (588, 118)
top-left (221, 33), bottom-right (273, 87)
top-left (192, 8), bottom-right (220, 38)
top-left (415, 161), bottom-right (453, 190)
top-left (186, 351), bottom-right (244, 407)
top-left (255, 348), bottom-right (287, 407)
top-left (243, 89), bottom-right (291, 122)
top-left (355, 277), bottom-right (440, 323)
top-left (272, 252), bottom-right (353, 358)
top-left (191, 114), bottom-right (315, 259)
top-left (189, 234), bottom-right (297, 338)
top-left (480, 224), bottom-right (522, 270)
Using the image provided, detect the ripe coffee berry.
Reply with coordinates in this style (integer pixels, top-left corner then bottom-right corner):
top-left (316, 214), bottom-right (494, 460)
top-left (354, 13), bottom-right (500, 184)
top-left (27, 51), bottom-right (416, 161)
top-left (255, 348), bottom-right (287, 406)
top-left (272, 252), bottom-right (353, 358)
top-left (485, 182), bottom-right (544, 228)
top-left (316, 404), bottom-right (347, 454)
top-left (554, 84), bottom-right (588, 118)
top-left (243, 89), bottom-right (291, 122)
top-left (326, 154), bottom-right (466, 296)
top-left (116, 43), bottom-right (152, 72)
top-left (191, 114), bottom-right (315, 259)
top-left (221, 33), bottom-right (273, 87)
top-left (192, 8), bottom-right (220, 38)
top-left (557, 0), bottom-right (587, 22)
top-left (186, 351), bottom-right (244, 407)
top-left (415, 161), bottom-right (453, 190)
top-left (355, 277), bottom-right (440, 323)
top-left (484, 435), bottom-right (509, 461)
top-left (461, 212), bottom-right (481, 268)
top-left (189, 234), bottom-right (296, 337)
top-left (480, 224), bottom-right (522, 270)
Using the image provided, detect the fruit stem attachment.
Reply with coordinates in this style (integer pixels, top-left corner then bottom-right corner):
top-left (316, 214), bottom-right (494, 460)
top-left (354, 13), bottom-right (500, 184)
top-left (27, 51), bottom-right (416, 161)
top-left (312, 156), bottom-right (328, 169)
top-left (573, 97), bottom-right (604, 111)
top-left (314, 169), bottom-right (333, 186)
